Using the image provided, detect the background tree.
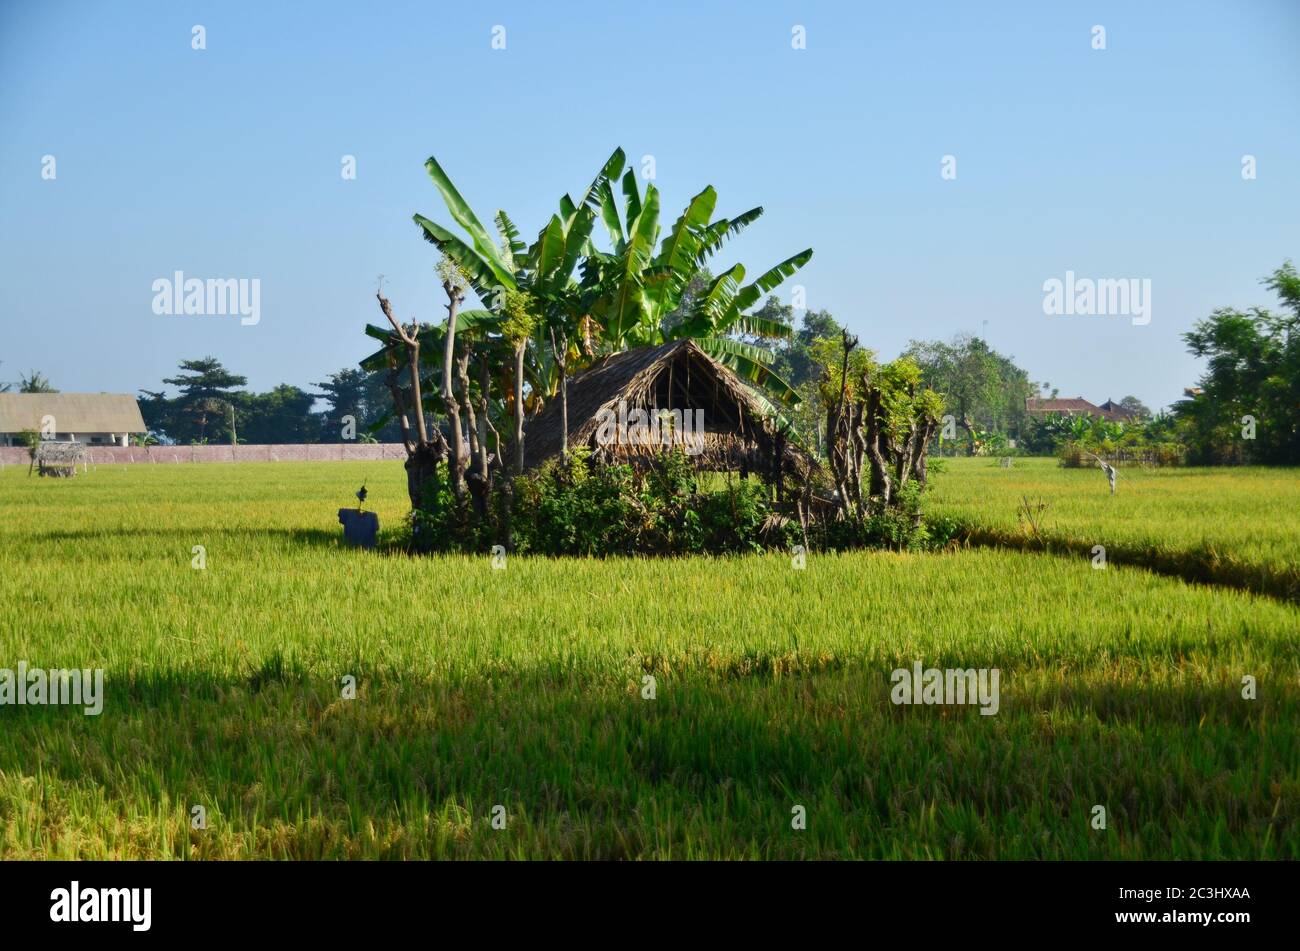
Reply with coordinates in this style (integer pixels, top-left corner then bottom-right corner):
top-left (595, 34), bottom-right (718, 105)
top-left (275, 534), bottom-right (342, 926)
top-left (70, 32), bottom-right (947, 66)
top-left (359, 369), bottom-right (404, 442)
top-left (314, 368), bottom-right (370, 442)
top-left (18, 370), bottom-right (58, 393)
top-left (142, 357), bottom-right (329, 445)
top-left (738, 297), bottom-right (845, 452)
top-left (1176, 261), bottom-right (1300, 464)
top-left (903, 335), bottom-right (1034, 454)
top-left (159, 357), bottom-right (247, 442)
top-left (236, 385), bottom-right (317, 444)
top-left (1117, 395), bottom-right (1152, 420)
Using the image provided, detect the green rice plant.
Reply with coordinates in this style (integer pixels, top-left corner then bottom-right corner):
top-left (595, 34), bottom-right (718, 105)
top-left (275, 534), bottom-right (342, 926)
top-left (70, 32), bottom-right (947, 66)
top-left (0, 461), bottom-right (1295, 859)
top-left (930, 456), bottom-right (1300, 600)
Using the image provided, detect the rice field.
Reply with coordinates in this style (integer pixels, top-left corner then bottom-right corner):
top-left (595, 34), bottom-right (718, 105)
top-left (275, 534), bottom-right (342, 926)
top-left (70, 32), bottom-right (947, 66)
top-left (930, 457), bottom-right (1300, 601)
top-left (0, 460), bottom-right (1296, 859)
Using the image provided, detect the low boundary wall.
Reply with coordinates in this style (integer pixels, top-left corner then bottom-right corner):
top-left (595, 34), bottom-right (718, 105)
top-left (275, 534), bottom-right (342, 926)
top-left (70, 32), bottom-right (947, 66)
top-left (0, 443), bottom-right (407, 466)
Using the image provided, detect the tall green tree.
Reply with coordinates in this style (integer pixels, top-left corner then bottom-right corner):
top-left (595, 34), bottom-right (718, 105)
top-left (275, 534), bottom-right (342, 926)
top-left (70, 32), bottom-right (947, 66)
top-left (1117, 395), bottom-right (1152, 420)
top-left (236, 385), bottom-right (318, 444)
top-left (903, 335), bottom-right (1034, 454)
top-left (1176, 261), bottom-right (1300, 464)
top-left (314, 368), bottom-right (376, 442)
top-left (160, 357), bottom-right (248, 443)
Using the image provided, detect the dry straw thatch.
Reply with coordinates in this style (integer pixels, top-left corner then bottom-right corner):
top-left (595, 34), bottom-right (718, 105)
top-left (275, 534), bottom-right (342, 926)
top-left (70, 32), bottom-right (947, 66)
top-left (29, 440), bottom-right (91, 477)
top-left (523, 338), bottom-right (815, 480)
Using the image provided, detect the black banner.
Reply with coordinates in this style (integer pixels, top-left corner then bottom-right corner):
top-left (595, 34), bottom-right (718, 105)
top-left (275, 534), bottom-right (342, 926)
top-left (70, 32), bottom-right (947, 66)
top-left (0, 860), bottom-right (1278, 939)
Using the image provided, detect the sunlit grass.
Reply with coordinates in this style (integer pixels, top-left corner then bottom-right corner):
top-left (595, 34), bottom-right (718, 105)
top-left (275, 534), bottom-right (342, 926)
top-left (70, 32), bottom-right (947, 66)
top-left (0, 461), bottom-right (1296, 858)
top-left (930, 457), bottom-right (1300, 600)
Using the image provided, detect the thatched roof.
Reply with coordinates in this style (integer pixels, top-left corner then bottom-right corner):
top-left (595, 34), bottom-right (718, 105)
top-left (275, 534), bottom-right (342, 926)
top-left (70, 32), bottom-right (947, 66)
top-left (33, 441), bottom-right (90, 464)
top-left (523, 338), bottom-right (813, 477)
top-left (0, 393), bottom-right (146, 434)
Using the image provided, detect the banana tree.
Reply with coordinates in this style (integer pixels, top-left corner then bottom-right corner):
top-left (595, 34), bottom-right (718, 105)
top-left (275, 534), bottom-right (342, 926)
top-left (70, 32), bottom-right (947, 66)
top-left (582, 167), bottom-right (813, 409)
top-left (364, 147), bottom-right (815, 512)
top-left (366, 149), bottom-right (627, 505)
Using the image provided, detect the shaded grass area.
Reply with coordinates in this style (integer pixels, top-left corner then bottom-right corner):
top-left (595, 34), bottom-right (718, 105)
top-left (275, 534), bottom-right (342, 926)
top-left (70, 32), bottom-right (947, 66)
top-left (3, 660), bottom-right (1296, 859)
top-left (0, 462), bottom-right (1297, 858)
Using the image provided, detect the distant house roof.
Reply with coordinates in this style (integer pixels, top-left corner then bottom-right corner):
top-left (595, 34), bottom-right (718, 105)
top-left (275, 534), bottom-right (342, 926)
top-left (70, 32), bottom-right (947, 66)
top-left (1097, 399), bottom-right (1134, 420)
top-left (0, 393), bottom-right (147, 434)
top-left (1026, 397), bottom-right (1102, 415)
top-left (1025, 397), bottom-right (1128, 422)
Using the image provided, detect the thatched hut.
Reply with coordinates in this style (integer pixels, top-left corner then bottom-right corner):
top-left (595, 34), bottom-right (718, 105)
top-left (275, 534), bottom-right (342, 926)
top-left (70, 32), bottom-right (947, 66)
top-left (29, 440), bottom-right (91, 477)
top-left (523, 338), bottom-right (815, 486)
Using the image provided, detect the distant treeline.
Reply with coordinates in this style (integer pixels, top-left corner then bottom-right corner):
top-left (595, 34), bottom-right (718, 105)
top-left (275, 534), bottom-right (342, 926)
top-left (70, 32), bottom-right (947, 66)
top-left (14, 258), bottom-right (1295, 462)
top-left (135, 358), bottom-right (400, 445)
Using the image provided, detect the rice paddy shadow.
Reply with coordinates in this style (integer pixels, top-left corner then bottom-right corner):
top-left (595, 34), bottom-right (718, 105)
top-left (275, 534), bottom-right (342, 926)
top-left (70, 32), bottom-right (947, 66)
top-left (2, 667), bottom-right (1295, 859)
top-left (30, 525), bottom-right (352, 551)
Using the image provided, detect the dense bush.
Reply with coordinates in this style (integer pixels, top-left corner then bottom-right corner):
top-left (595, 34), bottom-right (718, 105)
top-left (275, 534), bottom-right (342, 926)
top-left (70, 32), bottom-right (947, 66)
top-left (518, 450), bottom-right (796, 556)
top-left (405, 447), bottom-right (942, 556)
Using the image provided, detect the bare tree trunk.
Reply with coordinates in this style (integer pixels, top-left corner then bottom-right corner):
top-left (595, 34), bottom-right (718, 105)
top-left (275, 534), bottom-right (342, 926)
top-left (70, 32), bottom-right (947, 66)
top-left (560, 370), bottom-right (568, 457)
top-left (458, 345), bottom-right (478, 462)
top-left (864, 389), bottom-right (892, 508)
top-left (384, 365), bottom-right (416, 456)
top-left (405, 444), bottom-right (442, 516)
top-left (377, 290), bottom-right (449, 515)
top-left (826, 402), bottom-right (851, 519)
top-left (551, 328), bottom-right (568, 457)
top-left (442, 282), bottom-right (465, 500)
top-left (894, 387), bottom-right (918, 495)
top-left (377, 292), bottom-right (429, 448)
top-left (827, 329), bottom-right (859, 520)
top-left (958, 398), bottom-right (976, 457)
top-left (459, 343), bottom-right (488, 517)
top-left (912, 418), bottom-right (937, 489)
top-left (477, 353), bottom-right (492, 483)
top-left (907, 416), bottom-right (938, 528)
top-left (849, 400), bottom-right (867, 512)
top-left (512, 340), bottom-right (526, 475)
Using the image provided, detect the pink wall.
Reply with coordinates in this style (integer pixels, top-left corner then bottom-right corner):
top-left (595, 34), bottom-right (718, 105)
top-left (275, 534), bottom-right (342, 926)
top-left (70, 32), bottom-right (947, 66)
top-left (0, 443), bottom-right (407, 466)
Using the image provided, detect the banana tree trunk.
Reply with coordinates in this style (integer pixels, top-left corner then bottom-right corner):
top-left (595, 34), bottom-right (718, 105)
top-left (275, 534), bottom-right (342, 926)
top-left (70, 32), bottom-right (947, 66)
top-left (512, 340), bottom-right (526, 475)
top-left (560, 370), bottom-right (568, 457)
top-left (477, 354), bottom-right (491, 483)
top-left (443, 286), bottom-right (465, 499)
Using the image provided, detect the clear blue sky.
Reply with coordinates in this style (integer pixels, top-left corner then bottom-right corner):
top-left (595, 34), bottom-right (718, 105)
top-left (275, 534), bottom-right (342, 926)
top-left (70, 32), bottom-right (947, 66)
top-left (1, 0), bottom-right (1297, 411)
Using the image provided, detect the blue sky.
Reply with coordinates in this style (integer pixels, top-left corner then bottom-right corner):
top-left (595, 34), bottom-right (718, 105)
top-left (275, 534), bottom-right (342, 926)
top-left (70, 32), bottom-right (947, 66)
top-left (1, 0), bottom-right (1296, 411)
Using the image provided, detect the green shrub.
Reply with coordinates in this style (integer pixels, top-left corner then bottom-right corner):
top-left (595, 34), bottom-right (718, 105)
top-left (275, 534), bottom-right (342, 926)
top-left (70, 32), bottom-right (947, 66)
top-left (404, 448), bottom-right (943, 556)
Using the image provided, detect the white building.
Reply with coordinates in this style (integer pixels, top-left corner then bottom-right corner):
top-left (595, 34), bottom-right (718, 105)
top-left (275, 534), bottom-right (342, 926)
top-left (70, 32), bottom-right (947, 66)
top-left (0, 393), bottom-right (147, 447)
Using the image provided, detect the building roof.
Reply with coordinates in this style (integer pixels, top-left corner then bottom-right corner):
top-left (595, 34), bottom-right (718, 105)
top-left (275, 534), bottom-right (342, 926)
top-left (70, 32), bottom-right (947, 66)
top-left (0, 393), bottom-right (147, 434)
top-left (1025, 396), bottom-right (1130, 422)
top-left (1097, 399), bottom-right (1134, 419)
top-left (522, 338), bottom-right (814, 476)
top-left (1026, 397), bottom-right (1102, 414)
